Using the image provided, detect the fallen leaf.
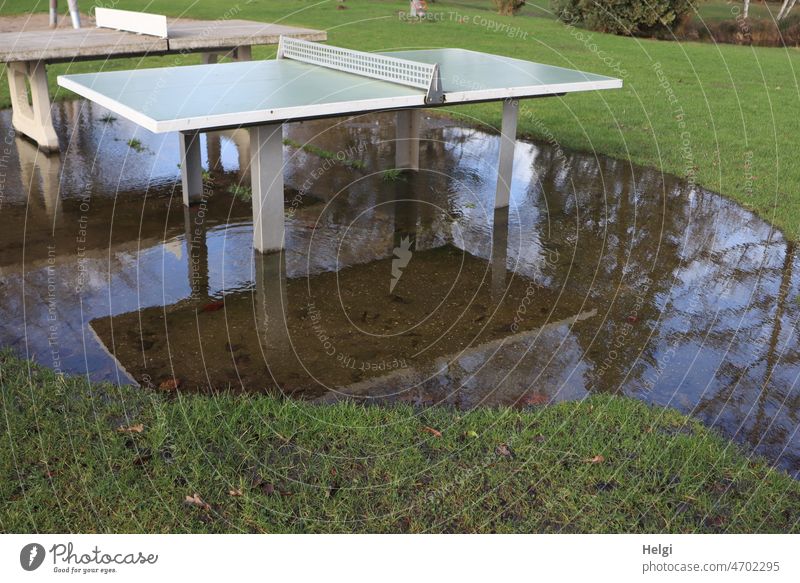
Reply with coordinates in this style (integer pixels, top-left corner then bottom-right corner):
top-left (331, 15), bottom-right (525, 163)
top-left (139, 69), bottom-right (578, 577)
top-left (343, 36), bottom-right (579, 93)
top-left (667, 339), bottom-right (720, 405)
top-left (521, 392), bottom-right (549, 406)
top-left (200, 300), bottom-right (225, 313)
top-left (465, 430), bottom-right (479, 439)
top-left (116, 423), bottom-right (144, 434)
top-left (228, 488), bottom-right (243, 497)
top-left (260, 482), bottom-right (276, 496)
top-left (184, 493), bottom-right (211, 510)
top-left (496, 443), bottom-right (514, 458)
top-left (626, 315), bottom-right (638, 323)
top-left (422, 426), bottom-right (442, 438)
top-left (158, 378), bottom-right (182, 391)
top-left (584, 454), bottom-right (605, 464)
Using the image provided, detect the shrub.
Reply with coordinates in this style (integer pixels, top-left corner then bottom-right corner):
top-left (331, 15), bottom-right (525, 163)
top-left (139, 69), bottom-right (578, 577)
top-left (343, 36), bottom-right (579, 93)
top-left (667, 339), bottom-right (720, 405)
top-left (672, 14), bottom-right (800, 47)
top-left (493, 0), bottom-right (526, 16)
top-left (553, 0), bottom-right (695, 36)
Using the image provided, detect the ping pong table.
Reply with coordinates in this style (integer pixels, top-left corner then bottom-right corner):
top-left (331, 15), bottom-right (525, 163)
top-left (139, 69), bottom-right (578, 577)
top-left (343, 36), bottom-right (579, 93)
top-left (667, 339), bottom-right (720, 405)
top-left (57, 37), bottom-right (622, 253)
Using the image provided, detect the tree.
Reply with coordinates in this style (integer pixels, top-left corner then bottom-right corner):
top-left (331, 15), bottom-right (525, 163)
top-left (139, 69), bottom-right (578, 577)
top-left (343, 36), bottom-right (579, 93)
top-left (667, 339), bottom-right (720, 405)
top-left (492, 0), bottom-right (526, 16)
top-left (552, 0), bottom-right (694, 35)
top-left (778, 0), bottom-right (798, 20)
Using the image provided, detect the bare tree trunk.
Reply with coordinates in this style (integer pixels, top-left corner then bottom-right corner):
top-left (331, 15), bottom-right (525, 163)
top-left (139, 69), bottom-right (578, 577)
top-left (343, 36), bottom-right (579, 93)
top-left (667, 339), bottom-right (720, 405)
top-left (744, 0), bottom-right (750, 19)
top-left (778, 0), bottom-right (798, 20)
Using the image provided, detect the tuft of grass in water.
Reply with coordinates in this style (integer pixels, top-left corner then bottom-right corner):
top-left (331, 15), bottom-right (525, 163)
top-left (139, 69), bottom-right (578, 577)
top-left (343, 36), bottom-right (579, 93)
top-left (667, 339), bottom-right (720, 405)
top-left (283, 138), bottom-right (365, 170)
top-left (1, 351), bottom-right (799, 534)
top-left (382, 168), bottom-right (406, 182)
top-left (227, 183), bottom-right (252, 202)
top-left (126, 138), bottom-right (146, 153)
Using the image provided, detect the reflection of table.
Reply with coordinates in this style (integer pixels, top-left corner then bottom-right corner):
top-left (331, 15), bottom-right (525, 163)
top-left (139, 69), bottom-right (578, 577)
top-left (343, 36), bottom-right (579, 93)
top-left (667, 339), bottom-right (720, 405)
top-left (1, 19), bottom-right (325, 151)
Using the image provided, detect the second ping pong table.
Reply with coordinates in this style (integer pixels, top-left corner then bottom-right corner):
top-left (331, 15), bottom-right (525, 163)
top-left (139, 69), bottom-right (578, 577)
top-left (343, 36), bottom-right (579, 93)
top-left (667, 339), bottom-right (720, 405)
top-left (58, 37), bottom-right (622, 253)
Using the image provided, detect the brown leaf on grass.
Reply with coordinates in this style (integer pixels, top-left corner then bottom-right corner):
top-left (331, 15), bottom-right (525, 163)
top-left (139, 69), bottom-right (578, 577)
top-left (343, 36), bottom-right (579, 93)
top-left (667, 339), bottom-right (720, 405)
top-left (496, 443), bottom-right (514, 458)
top-left (158, 378), bottom-right (182, 391)
top-left (705, 515), bottom-right (726, 528)
top-left (200, 300), bottom-right (225, 313)
top-left (520, 392), bottom-right (549, 407)
top-left (422, 426), bottom-right (442, 438)
top-left (584, 454), bottom-right (606, 464)
top-left (116, 423), bottom-right (144, 434)
top-left (184, 493), bottom-right (211, 510)
top-left (228, 488), bottom-right (243, 497)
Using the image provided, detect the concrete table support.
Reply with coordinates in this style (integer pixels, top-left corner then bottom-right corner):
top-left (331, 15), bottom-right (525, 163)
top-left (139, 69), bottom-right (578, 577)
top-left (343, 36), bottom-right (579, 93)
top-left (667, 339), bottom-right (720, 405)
top-left (1, 21), bottom-right (325, 152)
top-left (495, 99), bottom-right (519, 209)
top-left (250, 124), bottom-right (285, 254)
top-left (200, 44), bottom-right (252, 64)
top-left (491, 207), bottom-right (510, 302)
top-left (395, 109), bottom-right (421, 170)
top-left (179, 130), bottom-right (203, 206)
top-left (7, 61), bottom-right (59, 152)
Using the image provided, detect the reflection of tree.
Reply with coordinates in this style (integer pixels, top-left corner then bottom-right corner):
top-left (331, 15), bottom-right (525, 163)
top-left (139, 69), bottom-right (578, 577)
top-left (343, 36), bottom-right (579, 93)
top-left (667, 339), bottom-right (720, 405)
top-left (528, 140), bottom-right (800, 472)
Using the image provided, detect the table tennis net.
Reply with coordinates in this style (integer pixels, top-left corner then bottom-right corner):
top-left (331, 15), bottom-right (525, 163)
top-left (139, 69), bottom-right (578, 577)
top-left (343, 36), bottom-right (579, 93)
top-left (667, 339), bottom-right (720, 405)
top-left (278, 37), bottom-right (443, 103)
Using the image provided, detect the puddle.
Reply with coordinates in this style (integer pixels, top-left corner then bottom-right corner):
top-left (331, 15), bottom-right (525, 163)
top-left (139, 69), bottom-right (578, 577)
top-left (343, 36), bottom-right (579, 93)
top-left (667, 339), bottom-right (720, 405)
top-left (1, 100), bottom-right (799, 476)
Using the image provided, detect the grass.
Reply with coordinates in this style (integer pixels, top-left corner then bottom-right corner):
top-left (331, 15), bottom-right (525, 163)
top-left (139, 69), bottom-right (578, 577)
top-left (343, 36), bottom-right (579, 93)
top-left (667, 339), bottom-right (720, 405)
top-left (125, 138), bottom-right (146, 153)
top-left (2, 1), bottom-right (798, 238)
top-left (283, 137), bottom-right (366, 169)
top-left (381, 168), bottom-right (406, 182)
top-left (1, 352), bottom-right (799, 533)
top-left (227, 183), bottom-right (252, 202)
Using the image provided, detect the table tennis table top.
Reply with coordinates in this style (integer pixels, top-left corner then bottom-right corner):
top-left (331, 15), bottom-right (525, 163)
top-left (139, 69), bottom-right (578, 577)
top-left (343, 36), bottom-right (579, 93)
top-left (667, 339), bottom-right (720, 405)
top-left (58, 47), bottom-right (621, 133)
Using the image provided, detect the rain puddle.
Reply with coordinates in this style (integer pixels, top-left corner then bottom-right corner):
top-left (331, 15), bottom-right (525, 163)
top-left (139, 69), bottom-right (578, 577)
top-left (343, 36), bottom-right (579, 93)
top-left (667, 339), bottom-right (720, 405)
top-left (1, 101), bottom-right (799, 476)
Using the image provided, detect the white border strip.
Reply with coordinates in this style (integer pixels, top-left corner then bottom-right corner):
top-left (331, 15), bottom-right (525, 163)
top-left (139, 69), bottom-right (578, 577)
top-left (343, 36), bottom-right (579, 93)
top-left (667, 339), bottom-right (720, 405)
top-left (95, 8), bottom-right (168, 39)
top-left (58, 73), bottom-right (621, 134)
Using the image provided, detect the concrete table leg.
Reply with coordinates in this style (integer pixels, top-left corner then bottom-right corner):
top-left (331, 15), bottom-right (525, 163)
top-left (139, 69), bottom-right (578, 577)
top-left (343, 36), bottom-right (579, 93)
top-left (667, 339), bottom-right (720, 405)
top-left (254, 251), bottom-right (290, 377)
top-left (201, 45), bottom-right (250, 65)
top-left (250, 124), bottom-right (285, 254)
top-left (7, 60), bottom-right (59, 152)
top-left (494, 99), bottom-right (518, 209)
top-left (395, 109), bottom-right (420, 170)
top-left (234, 45), bottom-right (252, 61)
top-left (17, 136), bottom-right (62, 219)
top-left (183, 205), bottom-right (209, 299)
top-left (491, 207), bottom-right (509, 302)
top-left (179, 130), bottom-right (203, 206)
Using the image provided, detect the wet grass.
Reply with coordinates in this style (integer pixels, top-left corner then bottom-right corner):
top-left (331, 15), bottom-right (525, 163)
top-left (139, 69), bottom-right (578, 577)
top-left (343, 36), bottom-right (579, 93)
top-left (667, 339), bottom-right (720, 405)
top-left (283, 138), bottom-right (366, 169)
top-left (381, 168), bottom-right (406, 182)
top-left (2, 1), bottom-right (797, 238)
top-left (227, 184), bottom-right (252, 202)
top-left (2, 353), bottom-right (798, 533)
top-left (125, 138), bottom-right (146, 153)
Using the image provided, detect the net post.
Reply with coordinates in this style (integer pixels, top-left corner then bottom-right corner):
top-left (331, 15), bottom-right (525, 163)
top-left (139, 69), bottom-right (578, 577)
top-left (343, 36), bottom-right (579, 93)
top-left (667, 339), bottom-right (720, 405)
top-left (425, 63), bottom-right (444, 104)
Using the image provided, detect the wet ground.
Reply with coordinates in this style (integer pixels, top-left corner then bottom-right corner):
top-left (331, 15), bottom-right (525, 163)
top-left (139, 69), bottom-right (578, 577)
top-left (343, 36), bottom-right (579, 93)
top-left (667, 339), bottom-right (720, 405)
top-left (1, 100), bottom-right (799, 476)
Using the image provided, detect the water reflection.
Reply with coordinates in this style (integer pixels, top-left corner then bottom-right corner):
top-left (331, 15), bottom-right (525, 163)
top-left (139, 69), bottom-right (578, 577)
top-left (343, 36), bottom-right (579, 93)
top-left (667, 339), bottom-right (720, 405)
top-left (0, 101), bottom-right (798, 476)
